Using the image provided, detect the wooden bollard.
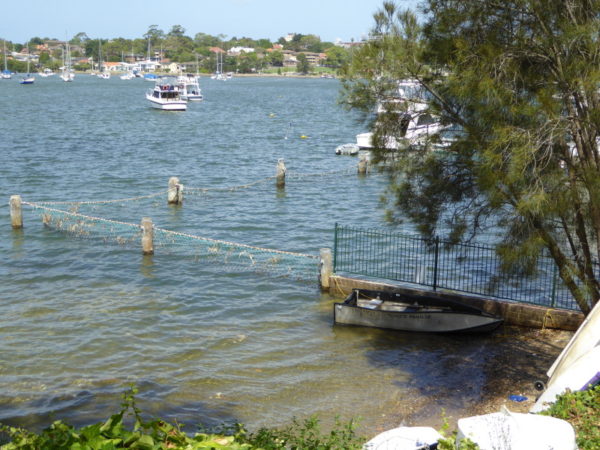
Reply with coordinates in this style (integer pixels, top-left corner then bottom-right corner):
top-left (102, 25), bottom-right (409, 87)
top-left (10, 195), bottom-right (23, 229)
top-left (319, 248), bottom-right (333, 290)
top-left (141, 217), bottom-right (154, 255)
top-left (357, 153), bottom-right (368, 175)
top-left (276, 158), bottom-right (286, 188)
top-left (167, 177), bottom-right (183, 204)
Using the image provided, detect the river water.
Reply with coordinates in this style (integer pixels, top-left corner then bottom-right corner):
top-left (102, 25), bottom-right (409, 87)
top-left (0, 74), bottom-right (509, 436)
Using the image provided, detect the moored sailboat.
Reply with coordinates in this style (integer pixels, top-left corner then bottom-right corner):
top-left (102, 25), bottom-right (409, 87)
top-left (60, 41), bottom-right (75, 82)
top-left (2, 41), bottom-right (11, 79)
top-left (20, 46), bottom-right (35, 84)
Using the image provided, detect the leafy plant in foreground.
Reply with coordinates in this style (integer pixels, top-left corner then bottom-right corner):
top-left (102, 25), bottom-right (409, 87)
top-left (0, 387), bottom-right (364, 449)
top-left (236, 415), bottom-right (363, 449)
top-left (0, 386), bottom-right (252, 449)
top-left (541, 384), bottom-right (600, 449)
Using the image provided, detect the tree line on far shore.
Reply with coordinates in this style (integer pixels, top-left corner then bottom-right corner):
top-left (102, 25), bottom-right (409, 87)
top-left (1, 26), bottom-right (354, 75)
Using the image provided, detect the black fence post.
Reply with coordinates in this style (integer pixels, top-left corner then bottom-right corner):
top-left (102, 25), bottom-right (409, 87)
top-left (333, 223), bottom-right (339, 273)
top-left (433, 236), bottom-right (440, 291)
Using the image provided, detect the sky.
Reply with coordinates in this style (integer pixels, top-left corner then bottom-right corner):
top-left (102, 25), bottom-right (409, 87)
top-left (2, 0), bottom-right (421, 44)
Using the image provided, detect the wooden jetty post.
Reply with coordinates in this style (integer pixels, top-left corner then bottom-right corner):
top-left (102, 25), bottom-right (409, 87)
top-left (276, 158), bottom-right (286, 188)
top-left (168, 177), bottom-right (183, 205)
top-left (357, 153), bottom-right (369, 175)
top-left (141, 217), bottom-right (154, 255)
top-left (320, 248), bottom-right (333, 290)
top-left (10, 195), bottom-right (23, 229)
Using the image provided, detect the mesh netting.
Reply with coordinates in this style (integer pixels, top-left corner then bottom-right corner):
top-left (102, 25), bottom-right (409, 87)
top-left (24, 202), bottom-right (320, 282)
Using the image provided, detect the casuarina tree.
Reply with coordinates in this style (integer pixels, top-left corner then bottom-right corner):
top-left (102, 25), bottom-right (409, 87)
top-left (341, 1), bottom-right (600, 314)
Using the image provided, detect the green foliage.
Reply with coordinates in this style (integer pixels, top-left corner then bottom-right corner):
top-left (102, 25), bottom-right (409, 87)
top-left (0, 388), bottom-right (363, 450)
top-left (296, 53), bottom-right (311, 75)
top-left (237, 416), bottom-right (363, 450)
top-left (341, 0), bottom-right (600, 314)
top-left (0, 387), bottom-right (250, 450)
top-left (542, 385), bottom-right (600, 449)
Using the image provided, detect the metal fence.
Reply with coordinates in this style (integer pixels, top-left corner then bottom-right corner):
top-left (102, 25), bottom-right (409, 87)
top-left (333, 224), bottom-right (579, 311)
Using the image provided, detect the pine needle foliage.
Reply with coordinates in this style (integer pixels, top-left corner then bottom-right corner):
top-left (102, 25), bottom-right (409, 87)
top-left (341, 0), bottom-right (600, 313)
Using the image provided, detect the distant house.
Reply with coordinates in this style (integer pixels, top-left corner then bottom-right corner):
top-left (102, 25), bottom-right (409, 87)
top-left (165, 62), bottom-right (181, 73)
top-left (302, 52), bottom-right (327, 67)
top-left (139, 59), bottom-right (161, 72)
top-left (281, 51), bottom-right (326, 68)
top-left (335, 41), bottom-right (364, 50)
top-left (282, 51), bottom-right (297, 67)
top-left (209, 47), bottom-right (225, 54)
top-left (103, 61), bottom-right (123, 72)
top-left (228, 47), bottom-right (255, 56)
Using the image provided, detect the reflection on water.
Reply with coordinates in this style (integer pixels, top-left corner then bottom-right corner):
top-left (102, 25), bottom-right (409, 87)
top-left (0, 75), bottom-right (508, 436)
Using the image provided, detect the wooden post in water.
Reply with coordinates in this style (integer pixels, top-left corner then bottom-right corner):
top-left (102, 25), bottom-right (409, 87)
top-left (10, 195), bottom-right (23, 229)
top-left (141, 217), bottom-right (154, 255)
top-left (276, 158), bottom-right (286, 188)
top-left (357, 153), bottom-right (369, 175)
top-left (319, 248), bottom-right (333, 290)
top-left (167, 177), bottom-right (183, 204)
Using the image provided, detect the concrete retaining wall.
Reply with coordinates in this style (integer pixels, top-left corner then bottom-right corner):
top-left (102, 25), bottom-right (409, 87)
top-left (328, 275), bottom-right (584, 331)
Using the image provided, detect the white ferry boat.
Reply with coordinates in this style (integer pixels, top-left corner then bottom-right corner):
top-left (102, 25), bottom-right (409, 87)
top-left (146, 77), bottom-right (187, 111)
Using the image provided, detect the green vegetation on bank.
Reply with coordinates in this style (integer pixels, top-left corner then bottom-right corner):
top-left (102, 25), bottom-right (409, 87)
top-left (0, 387), bottom-right (364, 449)
top-left (1, 386), bottom-right (598, 449)
top-left (1, 28), bottom-right (354, 75)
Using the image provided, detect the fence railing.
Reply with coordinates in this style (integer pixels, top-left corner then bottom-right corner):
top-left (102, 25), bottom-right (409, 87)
top-left (333, 224), bottom-right (579, 311)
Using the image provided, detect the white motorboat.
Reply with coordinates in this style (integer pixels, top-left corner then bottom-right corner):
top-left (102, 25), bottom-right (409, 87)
top-left (177, 74), bottom-right (203, 101)
top-left (355, 79), bottom-right (450, 151)
top-left (39, 68), bottom-right (54, 77)
top-left (146, 77), bottom-right (187, 111)
top-left (120, 72), bottom-right (135, 80)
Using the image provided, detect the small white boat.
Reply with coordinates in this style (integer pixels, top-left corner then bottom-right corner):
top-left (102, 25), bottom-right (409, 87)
top-left (334, 289), bottom-right (503, 333)
top-left (98, 72), bottom-right (110, 79)
top-left (364, 426), bottom-right (441, 450)
top-left (20, 74), bottom-right (35, 84)
top-left (38, 68), bottom-right (54, 77)
top-left (61, 41), bottom-right (75, 82)
top-left (531, 345), bottom-right (600, 413)
top-left (20, 48), bottom-right (35, 84)
top-left (335, 143), bottom-right (360, 155)
top-left (120, 72), bottom-right (135, 80)
top-left (457, 406), bottom-right (577, 450)
top-left (60, 71), bottom-right (74, 82)
top-left (529, 298), bottom-right (600, 412)
top-left (146, 77), bottom-right (187, 111)
top-left (177, 74), bottom-right (203, 101)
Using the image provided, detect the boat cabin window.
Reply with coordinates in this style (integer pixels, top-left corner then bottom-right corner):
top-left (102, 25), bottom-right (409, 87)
top-left (416, 113), bottom-right (436, 126)
top-left (399, 113), bottom-right (411, 136)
